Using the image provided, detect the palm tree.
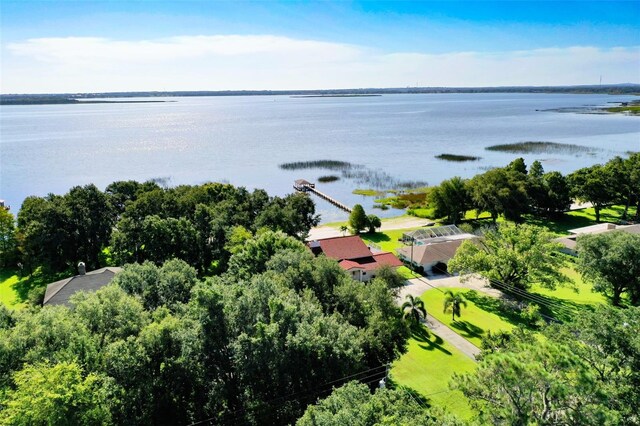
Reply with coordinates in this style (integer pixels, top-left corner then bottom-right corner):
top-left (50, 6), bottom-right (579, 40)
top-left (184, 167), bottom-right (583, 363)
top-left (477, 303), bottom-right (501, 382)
top-left (402, 294), bottom-right (427, 325)
top-left (339, 225), bottom-right (348, 236)
top-left (443, 291), bottom-right (467, 321)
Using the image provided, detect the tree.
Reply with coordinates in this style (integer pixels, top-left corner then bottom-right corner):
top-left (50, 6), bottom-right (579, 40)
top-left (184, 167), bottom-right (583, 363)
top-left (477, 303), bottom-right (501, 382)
top-left (339, 225), bottom-right (348, 236)
top-left (568, 164), bottom-right (614, 222)
top-left (113, 259), bottom-right (199, 311)
top-left (507, 157), bottom-right (527, 175)
top-left (0, 361), bottom-right (115, 426)
top-left (541, 171), bottom-right (571, 215)
top-left (454, 340), bottom-right (615, 425)
top-left (349, 204), bottom-right (368, 234)
top-left (529, 160), bottom-right (544, 179)
top-left (297, 381), bottom-right (464, 426)
top-left (0, 208), bottom-right (17, 268)
top-left (429, 176), bottom-right (470, 224)
top-left (64, 184), bottom-right (115, 269)
top-left (545, 306), bottom-right (640, 424)
top-left (467, 168), bottom-right (529, 223)
top-left (448, 222), bottom-right (568, 291)
top-left (576, 231), bottom-right (640, 306)
top-left (366, 214), bottom-right (381, 233)
top-left (401, 294), bottom-right (427, 325)
top-left (443, 291), bottom-right (467, 321)
top-left (627, 153), bottom-right (640, 221)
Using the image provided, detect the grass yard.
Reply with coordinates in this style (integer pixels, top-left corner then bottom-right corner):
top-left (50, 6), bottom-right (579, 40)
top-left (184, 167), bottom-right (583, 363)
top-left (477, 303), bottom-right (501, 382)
top-left (0, 270), bottom-right (18, 308)
top-left (360, 226), bottom-right (423, 252)
top-left (0, 267), bottom-right (63, 309)
top-left (396, 265), bottom-right (422, 280)
top-left (0, 269), bottom-right (26, 309)
top-left (525, 205), bottom-right (637, 236)
top-left (420, 288), bottom-right (524, 348)
top-left (391, 325), bottom-right (476, 420)
top-left (528, 265), bottom-right (606, 322)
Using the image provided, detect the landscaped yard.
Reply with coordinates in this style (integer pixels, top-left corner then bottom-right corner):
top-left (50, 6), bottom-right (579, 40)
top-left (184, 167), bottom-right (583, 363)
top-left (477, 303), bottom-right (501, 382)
top-left (360, 226), bottom-right (423, 252)
top-left (525, 205), bottom-right (637, 236)
top-left (420, 287), bottom-right (523, 348)
top-left (528, 265), bottom-right (606, 322)
top-left (391, 325), bottom-right (476, 419)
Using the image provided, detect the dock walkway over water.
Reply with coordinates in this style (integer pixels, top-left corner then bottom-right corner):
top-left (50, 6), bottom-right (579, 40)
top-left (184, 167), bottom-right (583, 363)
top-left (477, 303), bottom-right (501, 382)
top-left (294, 179), bottom-right (352, 213)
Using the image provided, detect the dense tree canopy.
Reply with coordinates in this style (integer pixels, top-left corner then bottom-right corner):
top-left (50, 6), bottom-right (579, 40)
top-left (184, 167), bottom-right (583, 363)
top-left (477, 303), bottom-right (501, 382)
top-left (456, 306), bottom-right (640, 425)
top-left (467, 167), bottom-right (529, 223)
top-left (429, 176), bottom-right (470, 224)
top-left (577, 231), bottom-right (640, 306)
top-left (568, 164), bottom-right (614, 223)
top-left (0, 233), bottom-right (409, 425)
top-left (16, 181), bottom-right (320, 275)
top-left (448, 222), bottom-right (568, 290)
top-left (297, 381), bottom-right (463, 426)
top-left (0, 208), bottom-right (17, 268)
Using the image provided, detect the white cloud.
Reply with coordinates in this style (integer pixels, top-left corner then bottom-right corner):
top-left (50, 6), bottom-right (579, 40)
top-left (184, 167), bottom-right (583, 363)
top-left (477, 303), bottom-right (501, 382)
top-left (2, 35), bottom-right (638, 93)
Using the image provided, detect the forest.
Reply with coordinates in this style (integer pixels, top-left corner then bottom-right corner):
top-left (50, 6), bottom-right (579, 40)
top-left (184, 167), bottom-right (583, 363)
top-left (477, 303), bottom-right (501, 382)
top-left (0, 155), bottom-right (639, 425)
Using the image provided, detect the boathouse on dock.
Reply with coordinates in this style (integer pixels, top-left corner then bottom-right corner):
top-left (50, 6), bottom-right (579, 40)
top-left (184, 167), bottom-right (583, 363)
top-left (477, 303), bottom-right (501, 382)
top-left (293, 179), bottom-right (315, 191)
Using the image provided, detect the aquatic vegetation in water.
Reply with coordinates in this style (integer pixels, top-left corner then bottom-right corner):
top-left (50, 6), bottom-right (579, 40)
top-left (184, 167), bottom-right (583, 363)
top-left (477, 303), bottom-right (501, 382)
top-left (318, 175), bottom-right (340, 183)
top-left (353, 189), bottom-right (384, 196)
top-left (280, 159), bottom-right (427, 190)
top-left (485, 142), bottom-right (596, 154)
top-left (279, 160), bottom-right (357, 171)
top-left (435, 154), bottom-right (481, 162)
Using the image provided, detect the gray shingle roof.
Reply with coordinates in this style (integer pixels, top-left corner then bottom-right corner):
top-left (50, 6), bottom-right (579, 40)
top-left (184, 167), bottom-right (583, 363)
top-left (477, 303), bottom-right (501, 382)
top-left (43, 267), bottom-right (122, 306)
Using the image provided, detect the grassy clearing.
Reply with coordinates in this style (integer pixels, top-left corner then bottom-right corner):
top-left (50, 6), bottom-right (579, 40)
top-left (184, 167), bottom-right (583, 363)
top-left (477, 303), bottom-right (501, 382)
top-left (420, 288), bottom-right (524, 348)
top-left (391, 325), bottom-right (476, 419)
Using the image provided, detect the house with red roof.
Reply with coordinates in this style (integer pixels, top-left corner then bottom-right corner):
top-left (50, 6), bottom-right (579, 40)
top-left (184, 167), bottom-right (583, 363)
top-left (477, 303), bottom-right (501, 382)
top-left (308, 235), bottom-right (403, 282)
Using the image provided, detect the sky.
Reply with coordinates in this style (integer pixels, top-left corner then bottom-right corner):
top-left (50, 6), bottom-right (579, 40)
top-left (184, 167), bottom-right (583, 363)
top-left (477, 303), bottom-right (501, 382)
top-left (1, 0), bottom-right (639, 93)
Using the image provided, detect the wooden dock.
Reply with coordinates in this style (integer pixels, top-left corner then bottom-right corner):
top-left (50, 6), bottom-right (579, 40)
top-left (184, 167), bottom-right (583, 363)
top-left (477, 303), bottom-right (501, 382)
top-left (294, 180), bottom-right (352, 213)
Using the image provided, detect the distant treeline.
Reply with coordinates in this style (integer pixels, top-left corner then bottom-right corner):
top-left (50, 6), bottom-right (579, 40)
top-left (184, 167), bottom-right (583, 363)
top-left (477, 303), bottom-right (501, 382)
top-left (2, 84), bottom-right (638, 104)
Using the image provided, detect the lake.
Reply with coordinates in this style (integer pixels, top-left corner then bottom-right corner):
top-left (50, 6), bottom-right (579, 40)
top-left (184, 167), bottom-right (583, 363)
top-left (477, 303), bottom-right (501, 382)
top-left (1, 93), bottom-right (639, 222)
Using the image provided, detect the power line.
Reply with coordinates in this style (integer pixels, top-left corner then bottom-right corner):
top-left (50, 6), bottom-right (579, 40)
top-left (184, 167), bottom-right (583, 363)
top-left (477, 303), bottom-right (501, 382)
top-left (186, 364), bottom-right (389, 426)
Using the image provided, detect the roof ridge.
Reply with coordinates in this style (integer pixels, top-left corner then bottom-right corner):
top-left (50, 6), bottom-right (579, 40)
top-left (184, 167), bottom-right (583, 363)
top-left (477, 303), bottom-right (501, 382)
top-left (43, 276), bottom-right (76, 304)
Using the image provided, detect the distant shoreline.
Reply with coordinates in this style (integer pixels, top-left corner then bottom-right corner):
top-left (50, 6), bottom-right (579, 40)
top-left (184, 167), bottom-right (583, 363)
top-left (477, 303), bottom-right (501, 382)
top-left (0, 99), bottom-right (172, 106)
top-left (290, 94), bottom-right (382, 98)
top-left (1, 84), bottom-right (638, 105)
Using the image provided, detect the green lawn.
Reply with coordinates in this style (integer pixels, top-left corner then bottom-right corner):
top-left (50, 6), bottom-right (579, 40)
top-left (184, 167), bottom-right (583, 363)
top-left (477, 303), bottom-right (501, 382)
top-left (525, 205), bottom-right (637, 236)
top-left (391, 325), bottom-right (476, 419)
top-left (528, 265), bottom-right (606, 322)
top-left (360, 226), bottom-right (424, 252)
top-left (396, 265), bottom-right (422, 280)
top-left (0, 267), bottom-right (61, 309)
top-left (0, 269), bottom-right (26, 309)
top-left (420, 288), bottom-right (523, 348)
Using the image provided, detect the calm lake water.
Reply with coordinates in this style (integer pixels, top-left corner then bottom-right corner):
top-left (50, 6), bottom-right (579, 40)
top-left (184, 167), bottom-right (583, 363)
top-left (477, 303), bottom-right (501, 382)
top-left (1, 93), bottom-right (639, 222)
